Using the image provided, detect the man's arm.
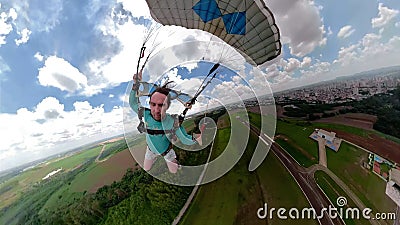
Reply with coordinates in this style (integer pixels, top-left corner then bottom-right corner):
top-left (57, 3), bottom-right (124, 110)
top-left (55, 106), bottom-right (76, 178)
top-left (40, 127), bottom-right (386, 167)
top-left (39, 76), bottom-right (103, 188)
top-left (129, 70), bottom-right (143, 114)
top-left (129, 90), bottom-right (139, 114)
top-left (175, 126), bottom-right (202, 146)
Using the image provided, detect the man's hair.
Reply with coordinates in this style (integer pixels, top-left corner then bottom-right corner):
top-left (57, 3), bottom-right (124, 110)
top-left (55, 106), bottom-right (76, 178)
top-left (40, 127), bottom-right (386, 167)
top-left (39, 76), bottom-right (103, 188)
top-left (149, 81), bottom-right (174, 107)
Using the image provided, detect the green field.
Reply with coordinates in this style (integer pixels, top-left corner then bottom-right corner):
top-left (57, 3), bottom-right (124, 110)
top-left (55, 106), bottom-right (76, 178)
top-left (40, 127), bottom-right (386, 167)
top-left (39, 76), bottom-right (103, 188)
top-left (312, 122), bottom-right (400, 144)
top-left (275, 120), bottom-right (319, 161)
top-left (275, 138), bottom-right (317, 167)
top-left (180, 118), bottom-right (317, 225)
top-left (326, 142), bottom-right (396, 215)
top-left (0, 145), bottom-right (103, 209)
top-left (97, 139), bottom-right (127, 161)
top-left (315, 170), bottom-right (370, 225)
top-left (254, 115), bottom-right (397, 225)
top-left (3, 108), bottom-right (398, 224)
top-left (40, 137), bottom-right (144, 213)
top-left (0, 137), bottom-right (138, 224)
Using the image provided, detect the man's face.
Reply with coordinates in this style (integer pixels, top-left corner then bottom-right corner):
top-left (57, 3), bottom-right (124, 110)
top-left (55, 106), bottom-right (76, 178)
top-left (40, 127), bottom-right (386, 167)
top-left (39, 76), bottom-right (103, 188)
top-left (149, 92), bottom-right (169, 121)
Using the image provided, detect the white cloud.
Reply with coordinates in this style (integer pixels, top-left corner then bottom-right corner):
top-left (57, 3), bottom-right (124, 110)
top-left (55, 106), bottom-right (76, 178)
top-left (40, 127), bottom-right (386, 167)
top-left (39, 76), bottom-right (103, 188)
top-left (35, 97), bottom-right (64, 121)
top-left (337, 25), bottom-right (355, 39)
top-left (272, 28), bottom-right (400, 92)
top-left (371, 3), bottom-right (399, 28)
top-left (301, 57), bottom-right (312, 68)
top-left (0, 6), bottom-right (17, 46)
top-left (38, 56), bottom-right (88, 93)
top-left (10, 0), bottom-right (63, 33)
top-left (182, 62), bottom-right (199, 73)
top-left (34, 52), bottom-right (44, 61)
top-left (84, 6), bottom-right (153, 96)
top-left (285, 58), bottom-right (301, 73)
top-left (8, 7), bottom-right (18, 20)
top-left (118, 0), bottom-right (151, 19)
top-left (267, 0), bottom-right (327, 57)
top-left (0, 97), bottom-right (125, 171)
top-left (0, 55), bottom-right (11, 80)
top-left (15, 28), bottom-right (31, 45)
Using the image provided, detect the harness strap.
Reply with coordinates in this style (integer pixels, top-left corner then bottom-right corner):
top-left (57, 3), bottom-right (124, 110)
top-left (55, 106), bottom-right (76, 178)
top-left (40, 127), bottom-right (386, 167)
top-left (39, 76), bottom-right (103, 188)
top-left (145, 128), bottom-right (176, 135)
top-left (137, 112), bottom-right (180, 136)
top-left (161, 143), bottom-right (173, 156)
top-left (137, 107), bottom-right (146, 133)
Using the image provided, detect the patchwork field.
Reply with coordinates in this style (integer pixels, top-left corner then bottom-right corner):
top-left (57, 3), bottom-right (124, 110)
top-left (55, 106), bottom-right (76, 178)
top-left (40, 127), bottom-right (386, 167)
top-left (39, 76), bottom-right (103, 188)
top-left (0, 136), bottom-right (144, 224)
top-left (316, 113), bottom-right (377, 130)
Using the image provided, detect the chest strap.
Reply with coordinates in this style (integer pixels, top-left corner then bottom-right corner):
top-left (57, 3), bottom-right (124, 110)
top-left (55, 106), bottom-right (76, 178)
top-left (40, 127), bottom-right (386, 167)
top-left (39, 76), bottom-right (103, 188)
top-left (145, 128), bottom-right (176, 135)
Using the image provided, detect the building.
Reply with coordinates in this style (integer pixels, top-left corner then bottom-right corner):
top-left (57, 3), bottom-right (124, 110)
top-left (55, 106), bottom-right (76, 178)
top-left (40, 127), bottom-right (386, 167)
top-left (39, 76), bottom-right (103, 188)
top-left (309, 129), bottom-right (342, 151)
top-left (386, 168), bottom-right (400, 207)
top-left (316, 129), bottom-right (336, 142)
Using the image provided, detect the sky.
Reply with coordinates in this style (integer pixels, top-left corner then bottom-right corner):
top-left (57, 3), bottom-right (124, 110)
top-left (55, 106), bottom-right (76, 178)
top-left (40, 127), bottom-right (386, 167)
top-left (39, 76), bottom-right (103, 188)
top-left (0, 0), bottom-right (399, 171)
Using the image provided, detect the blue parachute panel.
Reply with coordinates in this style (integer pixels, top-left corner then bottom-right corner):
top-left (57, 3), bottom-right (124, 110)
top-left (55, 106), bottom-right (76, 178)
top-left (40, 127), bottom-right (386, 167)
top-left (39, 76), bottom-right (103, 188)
top-left (222, 12), bottom-right (246, 35)
top-left (192, 0), bottom-right (222, 23)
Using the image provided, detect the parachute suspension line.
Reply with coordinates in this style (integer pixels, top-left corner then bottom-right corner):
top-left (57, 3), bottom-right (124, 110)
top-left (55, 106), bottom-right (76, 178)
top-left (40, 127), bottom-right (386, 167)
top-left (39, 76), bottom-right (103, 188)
top-left (136, 22), bottom-right (164, 75)
top-left (219, 0), bottom-right (253, 67)
top-left (134, 43), bottom-right (146, 133)
top-left (218, 0), bottom-right (246, 66)
top-left (202, 34), bottom-right (214, 61)
top-left (216, 38), bottom-right (226, 63)
top-left (134, 22), bottom-right (163, 133)
top-left (204, 97), bottom-right (210, 117)
top-left (140, 27), bottom-right (164, 72)
top-left (179, 63), bottom-right (220, 124)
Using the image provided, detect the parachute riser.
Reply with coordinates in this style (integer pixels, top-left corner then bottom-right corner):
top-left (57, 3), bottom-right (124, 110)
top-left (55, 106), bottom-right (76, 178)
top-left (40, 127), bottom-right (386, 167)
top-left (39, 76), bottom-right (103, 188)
top-left (179, 63), bottom-right (220, 124)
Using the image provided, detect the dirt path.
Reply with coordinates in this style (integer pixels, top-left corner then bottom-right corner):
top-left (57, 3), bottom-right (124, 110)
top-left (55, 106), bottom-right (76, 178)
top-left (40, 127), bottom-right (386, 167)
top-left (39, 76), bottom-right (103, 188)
top-left (317, 138), bottom-right (327, 167)
top-left (95, 144), bottom-right (107, 163)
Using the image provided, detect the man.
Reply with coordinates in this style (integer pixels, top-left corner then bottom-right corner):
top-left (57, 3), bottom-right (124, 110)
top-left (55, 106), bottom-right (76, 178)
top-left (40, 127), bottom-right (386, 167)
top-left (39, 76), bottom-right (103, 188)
top-left (129, 70), bottom-right (202, 173)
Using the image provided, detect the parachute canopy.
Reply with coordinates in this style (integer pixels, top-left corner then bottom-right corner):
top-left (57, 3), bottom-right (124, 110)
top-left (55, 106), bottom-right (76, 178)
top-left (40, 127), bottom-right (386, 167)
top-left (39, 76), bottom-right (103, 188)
top-left (145, 0), bottom-right (281, 66)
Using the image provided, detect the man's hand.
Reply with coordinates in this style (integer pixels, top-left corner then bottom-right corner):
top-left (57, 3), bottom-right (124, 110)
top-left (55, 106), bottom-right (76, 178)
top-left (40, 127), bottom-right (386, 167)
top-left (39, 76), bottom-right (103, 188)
top-left (194, 122), bottom-right (206, 145)
top-left (199, 123), bottom-right (206, 133)
top-left (194, 133), bottom-right (202, 146)
top-left (133, 69), bottom-right (143, 82)
top-left (132, 69), bottom-right (143, 91)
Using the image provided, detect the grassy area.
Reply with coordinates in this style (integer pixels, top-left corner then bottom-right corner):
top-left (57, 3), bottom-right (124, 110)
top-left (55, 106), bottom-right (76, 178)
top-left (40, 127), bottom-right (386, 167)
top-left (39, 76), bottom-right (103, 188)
top-left (314, 170), bottom-right (369, 225)
top-left (257, 153), bottom-right (318, 225)
top-left (97, 139), bottom-right (127, 161)
top-left (181, 117), bottom-right (317, 225)
top-left (179, 128), bottom-right (244, 225)
top-left (269, 118), bottom-right (396, 224)
top-left (275, 119), bottom-right (396, 216)
top-left (312, 122), bottom-right (400, 144)
top-left (182, 117), bottom-right (196, 132)
top-left (217, 112), bottom-right (230, 129)
top-left (312, 122), bottom-right (370, 137)
top-left (0, 146), bottom-right (102, 209)
top-left (275, 120), bottom-right (319, 162)
top-left (326, 142), bottom-right (396, 215)
top-left (41, 142), bottom-right (142, 212)
top-left (247, 111), bottom-right (276, 136)
top-left (275, 138), bottom-right (317, 167)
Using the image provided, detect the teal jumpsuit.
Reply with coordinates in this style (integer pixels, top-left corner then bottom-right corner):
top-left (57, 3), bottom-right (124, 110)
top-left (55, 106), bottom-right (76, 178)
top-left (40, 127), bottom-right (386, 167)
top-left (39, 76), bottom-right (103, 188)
top-left (129, 90), bottom-right (197, 155)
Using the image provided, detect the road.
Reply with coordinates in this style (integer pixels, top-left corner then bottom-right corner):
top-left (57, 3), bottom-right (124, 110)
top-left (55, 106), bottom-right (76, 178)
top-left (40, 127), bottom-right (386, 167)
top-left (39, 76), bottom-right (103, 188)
top-left (243, 120), bottom-right (345, 225)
